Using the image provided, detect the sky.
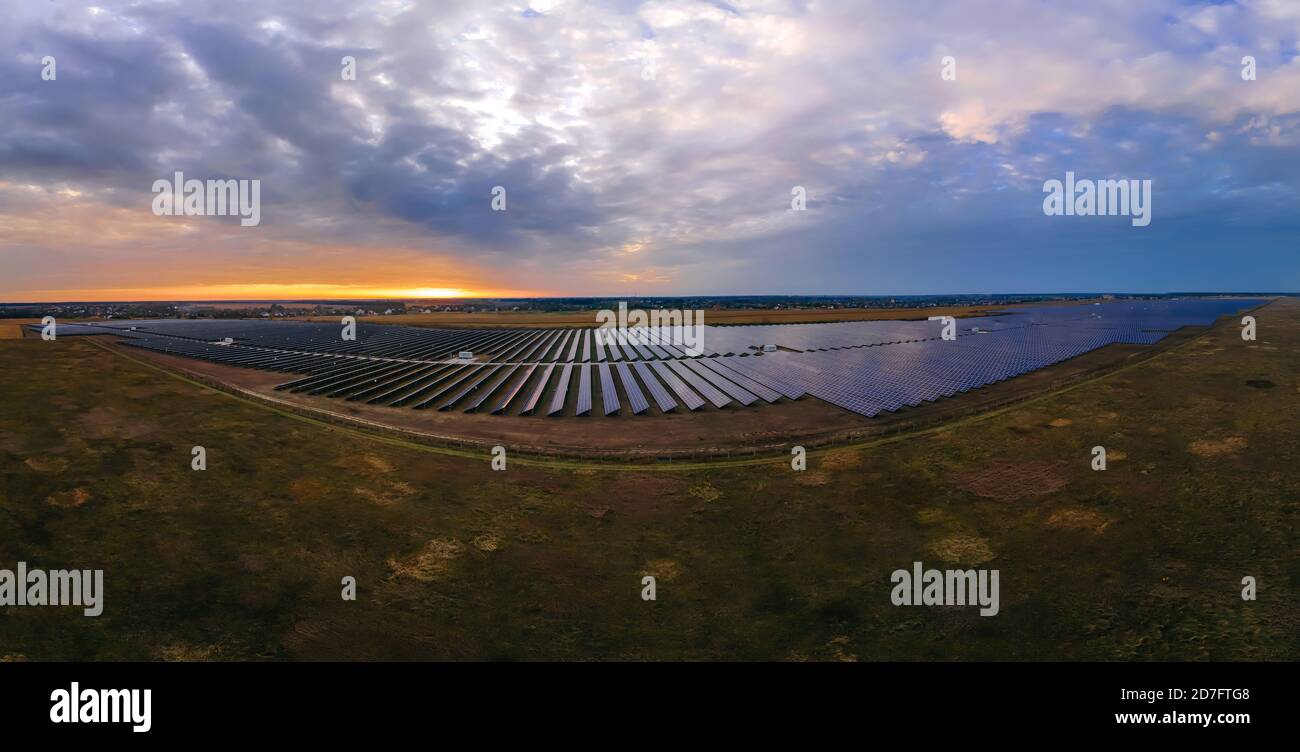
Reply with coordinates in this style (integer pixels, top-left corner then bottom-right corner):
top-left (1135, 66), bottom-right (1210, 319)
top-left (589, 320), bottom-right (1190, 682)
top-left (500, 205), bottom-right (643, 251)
top-left (1, 0), bottom-right (1298, 302)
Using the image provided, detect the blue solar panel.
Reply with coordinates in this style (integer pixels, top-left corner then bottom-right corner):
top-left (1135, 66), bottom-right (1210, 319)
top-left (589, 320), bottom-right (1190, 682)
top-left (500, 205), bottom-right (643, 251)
top-left (698, 359), bottom-right (781, 403)
top-left (437, 365), bottom-right (500, 411)
top-left (598, 363), bottom-right (620, 415)
top-left (649, 361), bottom-right (705, 411)
top-left (464, 364), bottom-right (517, 412)
top-left (665, 359), bottom-right (731, 408)
top-left (519, 364), bottom-right (554, 415)
top-left (548, 363), bottom-right (574, 416)
top-left (575, 364), bottom-right (593, 416)
top-left (490, 363), bottom-right (536, 414)
top-left (566, 331), bottom-right (582, 362)
top-left (683, 359), bottom-right (758, 406)
top-left (615, 362), bottom-right (649, 414)
top-left (633, 361), bottom-right (677, 413)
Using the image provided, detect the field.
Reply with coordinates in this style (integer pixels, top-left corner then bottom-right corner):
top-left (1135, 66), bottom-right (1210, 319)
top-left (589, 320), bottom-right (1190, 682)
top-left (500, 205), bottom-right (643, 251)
top-left (293, 300), bottom-right (1100, 329)
top-left (0, 300), bottom-right (1295, 660)
top-left (0, 319), bottom-right (41, 340)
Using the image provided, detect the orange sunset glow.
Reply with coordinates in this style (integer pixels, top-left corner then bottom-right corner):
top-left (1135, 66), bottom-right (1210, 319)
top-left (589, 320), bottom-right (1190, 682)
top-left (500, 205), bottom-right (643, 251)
top-left (5, 283), bottom-right (544, 303)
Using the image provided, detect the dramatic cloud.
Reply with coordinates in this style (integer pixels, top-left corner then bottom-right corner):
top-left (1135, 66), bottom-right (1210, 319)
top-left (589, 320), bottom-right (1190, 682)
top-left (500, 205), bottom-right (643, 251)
top-left (1, 0), bottom-right (1298, 300)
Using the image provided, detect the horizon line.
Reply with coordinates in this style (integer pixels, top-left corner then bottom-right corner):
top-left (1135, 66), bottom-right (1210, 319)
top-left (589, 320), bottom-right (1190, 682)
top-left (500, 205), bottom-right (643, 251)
top-left (2, 292), bottom-right (1292, 306)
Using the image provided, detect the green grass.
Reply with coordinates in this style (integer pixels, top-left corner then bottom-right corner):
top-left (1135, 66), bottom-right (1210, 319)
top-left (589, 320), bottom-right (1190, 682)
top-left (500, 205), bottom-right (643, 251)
top-left (1, 302), bottom-right (1296, 660)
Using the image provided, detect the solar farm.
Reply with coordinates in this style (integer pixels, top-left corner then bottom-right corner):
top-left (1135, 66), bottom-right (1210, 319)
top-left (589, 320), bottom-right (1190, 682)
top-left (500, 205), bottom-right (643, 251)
top-left (39, 298), bottom-right (1259, 420)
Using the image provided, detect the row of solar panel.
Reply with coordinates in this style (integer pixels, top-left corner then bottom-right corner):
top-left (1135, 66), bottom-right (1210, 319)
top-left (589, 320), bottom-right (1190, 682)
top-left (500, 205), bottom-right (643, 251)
top-left (78, 319), bottom-right (731, 363)
top-left (113, 312), bottom-right (1200, 421)
top-left (49, 298), bottom-right (1259, 419)
top-left (113, 330), bottom-right (794, 416)
top-left (270, 356), bottom-right (792, 416)
top-left (735, 324), bottom-right (1168, 416)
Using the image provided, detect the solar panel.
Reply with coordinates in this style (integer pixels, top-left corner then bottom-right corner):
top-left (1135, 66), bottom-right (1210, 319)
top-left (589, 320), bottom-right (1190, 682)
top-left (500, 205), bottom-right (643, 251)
top-left (547, 363), bottom-right (574, 416)
top-left (575, 364), bottom-right (593, 416)
top-left (387, 365), bottom-right (470, 406)
top-left (649, 361), bottom-right (705, 411)
top-left (598, 363), bottom-right (620, 415)
top-left (566, 330), bottom-right (582, 362)
top-left (552, 330), bottom-right (573, 362)
top-left (632, 361), bottom-right (677, 413)
top-left (348, 363), bottom-right (446, 402)
top-left (683, 359), bottom-right (758, 406)
top-left (698, 359), bottom-right (782, 403)
top-left (665, 359), bottom-right (731, 408)
top-left (615, 362), bottom-right (649, 414)
top-left (485, 364), bottom-right (532, 413)
top-left (518, 364), bottom-right (554, 415)
top-left (599, 328), bottom-right (619, 361)
top-left (410, 366), bottom-right (482, 409)
top-left (436, 365), bottom-right (500, 411)
top-left (464, 364), bottom-right (518, 412)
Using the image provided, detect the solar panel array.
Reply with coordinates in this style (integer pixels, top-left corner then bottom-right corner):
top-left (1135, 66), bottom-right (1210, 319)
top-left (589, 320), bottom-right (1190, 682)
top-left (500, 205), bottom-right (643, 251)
top-left (39, 298), bottom-right (1260, 418)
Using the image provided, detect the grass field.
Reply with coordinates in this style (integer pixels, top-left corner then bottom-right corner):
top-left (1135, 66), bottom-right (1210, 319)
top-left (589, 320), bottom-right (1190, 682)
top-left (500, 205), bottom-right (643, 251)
top-left (0, 301), bottom-right (1296, 660)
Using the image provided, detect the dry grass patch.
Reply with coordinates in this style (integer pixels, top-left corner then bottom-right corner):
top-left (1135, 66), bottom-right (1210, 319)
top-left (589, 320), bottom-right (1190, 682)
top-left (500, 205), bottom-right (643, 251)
top-left (24, 455), bottom-right (69, 472)
top-left (388, 538), bottom-right (465, 581)
top-left (46, 487), bottom-right (92, 508)
top-left (75, 405), bottom-right (160, 439)
top-left (641, 558), bottom-right (682, 582)
top-left (354, 480), bottom-right (417, 506)
top-left (820, 450), bottom-right (862, 470)
top-left (156, 643), bottom-right (219, 661)
top-left (794, 471), bottom-right (831, 486)
top-left (1048, 418), bottom-right (1073, 428)
top-left (289, 477), bottom-right (330, 502)
top-left (1047, 508), bottom-right (1112, 535)
top-left (1188, 436), bottom-right (1248, 458)
top-left (929, 535), bottom-right (995, 565)
top-left (958, 461), bottom-right (1069, 501)
top-left (358, 454), bottom-right (395, 473)
top-left (916, 508), bottom-right (956, 526)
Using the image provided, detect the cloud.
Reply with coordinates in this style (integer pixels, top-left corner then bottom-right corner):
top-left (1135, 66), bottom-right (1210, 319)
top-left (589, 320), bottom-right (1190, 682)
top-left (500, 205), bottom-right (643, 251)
top-left (0, 0), bottom-right (1298, 299)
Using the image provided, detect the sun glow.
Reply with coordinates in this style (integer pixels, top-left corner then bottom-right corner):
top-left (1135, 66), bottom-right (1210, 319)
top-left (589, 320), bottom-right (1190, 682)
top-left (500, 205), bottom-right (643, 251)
top-left (379, 287), bottom-right (477, 299)
top-left (3, 283), bottom-right (546, 303)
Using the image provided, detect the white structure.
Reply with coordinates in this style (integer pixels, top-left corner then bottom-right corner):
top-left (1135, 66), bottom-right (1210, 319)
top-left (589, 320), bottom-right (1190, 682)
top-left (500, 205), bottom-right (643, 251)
top-left (458, 351), bottom-right (474, 360)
